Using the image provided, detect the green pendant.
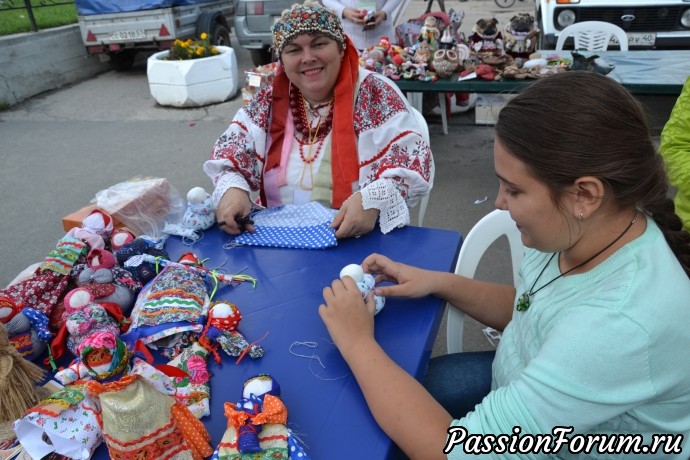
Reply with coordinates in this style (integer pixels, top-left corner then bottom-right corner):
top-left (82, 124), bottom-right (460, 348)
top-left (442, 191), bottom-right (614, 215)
top-left (516, 292), bottom-right (531, 312)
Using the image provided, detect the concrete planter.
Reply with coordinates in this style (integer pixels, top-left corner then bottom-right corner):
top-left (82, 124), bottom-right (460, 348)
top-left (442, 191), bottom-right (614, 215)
top-left (147, 45), bottom-right (239, 107)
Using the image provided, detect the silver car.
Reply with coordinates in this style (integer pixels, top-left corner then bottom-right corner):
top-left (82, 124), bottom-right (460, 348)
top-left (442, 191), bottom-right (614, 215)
top-left (234, 0), bottom-right (293, 65)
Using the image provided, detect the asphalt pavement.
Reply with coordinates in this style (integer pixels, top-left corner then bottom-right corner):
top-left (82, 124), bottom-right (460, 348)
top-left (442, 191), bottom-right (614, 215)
top-left (0, 0), bottom-right (670, 355)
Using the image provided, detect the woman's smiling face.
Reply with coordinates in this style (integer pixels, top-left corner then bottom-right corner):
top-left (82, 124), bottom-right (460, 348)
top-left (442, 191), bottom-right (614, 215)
top-left (280, 33), bottom-right (344, 104)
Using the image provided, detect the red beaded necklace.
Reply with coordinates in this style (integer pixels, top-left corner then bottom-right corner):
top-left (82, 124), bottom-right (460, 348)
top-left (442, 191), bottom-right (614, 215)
top-left (289, 86), bottom-right (334, 190)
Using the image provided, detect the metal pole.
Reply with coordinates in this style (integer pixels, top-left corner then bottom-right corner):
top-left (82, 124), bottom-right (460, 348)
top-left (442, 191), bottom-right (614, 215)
top-left (23, 0), bottom-right (38, 32)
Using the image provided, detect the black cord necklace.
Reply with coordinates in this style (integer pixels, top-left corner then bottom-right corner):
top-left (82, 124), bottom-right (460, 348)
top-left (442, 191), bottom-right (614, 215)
top-left (516, 213), bottom-right (638, 312)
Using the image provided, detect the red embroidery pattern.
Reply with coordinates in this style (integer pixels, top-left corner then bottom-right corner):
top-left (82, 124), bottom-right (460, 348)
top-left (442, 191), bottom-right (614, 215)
top-left (354, 74), bottom-right (407, 132)
top-left (244, 86), bottom-right (272, 132)
top-left (211, 128), bottom-right (265, 190)
top-left (105, 426), bottom-right (187, 460)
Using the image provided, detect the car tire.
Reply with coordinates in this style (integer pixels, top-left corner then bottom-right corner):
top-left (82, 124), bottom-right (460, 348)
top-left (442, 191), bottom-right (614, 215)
top-left (108, 50), bottom-right (136, 71)
top-left (211, 24), bottom-right (231, 47)
top-left (250, 47), bottom-right (273, 66)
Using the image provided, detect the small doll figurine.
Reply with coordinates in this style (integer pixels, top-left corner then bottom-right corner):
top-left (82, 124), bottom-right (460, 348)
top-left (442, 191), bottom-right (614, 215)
top-left (419, 15), bottom-right (440, 49)
top-left (183, 186), bottom-right (215, 231)
top-left (50, 287), bottom-right (125, 362)
top-left (74, 248), bottom-right (142, 316)
top-left (340, 264), bottom-right (386, 315)
top-left (199, 301), bottom-right (265, 364)
top-left (5, 307), bottom-right (52, 361)
top-left (223, 374), bottom-right (288, 455)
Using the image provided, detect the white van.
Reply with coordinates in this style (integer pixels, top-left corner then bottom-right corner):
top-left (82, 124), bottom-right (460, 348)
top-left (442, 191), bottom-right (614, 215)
top-left (535, 0), bottom-right (690, 50)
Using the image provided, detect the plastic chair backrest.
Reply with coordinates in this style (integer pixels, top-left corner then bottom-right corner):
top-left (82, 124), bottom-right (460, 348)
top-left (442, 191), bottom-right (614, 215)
top-left (446, 209), bottom-right (524, 354)
top-left (556, 21), bottom-right (629, 52)
top-left (410, 106), bottom-right (431, 226)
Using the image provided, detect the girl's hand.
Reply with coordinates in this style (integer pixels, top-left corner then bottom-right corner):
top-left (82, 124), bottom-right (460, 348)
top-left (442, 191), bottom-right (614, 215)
top-left (319, 277), bottom-right (377, 351)
top-left (330, 192), bottom-right (378, 239)
top-left (362, 253), bottom-right (436, 298)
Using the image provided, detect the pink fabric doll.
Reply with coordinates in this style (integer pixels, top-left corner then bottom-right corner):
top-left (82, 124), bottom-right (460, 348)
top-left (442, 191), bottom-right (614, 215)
top-left (49, 287), bottom-right (126, 363)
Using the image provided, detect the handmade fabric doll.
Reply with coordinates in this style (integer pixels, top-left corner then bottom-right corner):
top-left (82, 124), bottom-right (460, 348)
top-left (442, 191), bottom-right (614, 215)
top-left (13, 381), bottom-right (103, 459)
top-left (50, 287), bottom-right (125, 362)
top-left (340, 264), bottom-right (386, 315)
top-left (221, 374), bottom-right (289, 457)
top-left (74, 248), bottom-right (142, 316)
top-left (87, 374), bottom-right (213, 460)
top-left (163, 186), bottom-right (215, 241)
top-left (130, 341), bottom-right (212, 419)
top-left (65, 208), bottom-right (114, 251)
top-left (199, 301), bottom-right (265, 364)
top-left (124, 253), bottom-right (210, 350)
top-left (114, 236), bottom-right (170, 284)
top-left (5, 307), bottom-right (52, 361)
top-left (0, 235), bottom-right (88, 322)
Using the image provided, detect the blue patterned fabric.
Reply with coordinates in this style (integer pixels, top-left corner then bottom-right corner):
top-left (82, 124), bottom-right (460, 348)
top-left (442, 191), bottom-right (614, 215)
top-left (233, 203), bottom-right (337, 249)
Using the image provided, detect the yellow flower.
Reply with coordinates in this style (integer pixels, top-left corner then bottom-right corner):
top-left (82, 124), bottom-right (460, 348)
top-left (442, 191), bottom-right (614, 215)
top-left (164, 34), bottom-right (218, 61)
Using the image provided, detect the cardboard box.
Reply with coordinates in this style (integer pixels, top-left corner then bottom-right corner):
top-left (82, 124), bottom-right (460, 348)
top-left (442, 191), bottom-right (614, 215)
top-left (62, 205), bottom-right (122, 232)
top-left (62, 177), bottom-right (172, 236)
top-left (475, 93), bottom-right (517, 125)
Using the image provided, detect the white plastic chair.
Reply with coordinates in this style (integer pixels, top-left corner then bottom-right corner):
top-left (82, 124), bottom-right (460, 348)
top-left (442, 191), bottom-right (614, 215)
top-left (556, 21), bottom-right (629, 52)
top-left (446, 209), bottom-right (524, 354)
top-left (410, 106), bottom-right (431, 226)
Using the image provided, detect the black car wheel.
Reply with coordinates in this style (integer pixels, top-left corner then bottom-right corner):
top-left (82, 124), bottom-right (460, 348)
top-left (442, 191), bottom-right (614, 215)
top-left (250, 47), bottom-right (273, 66)
top-left (211, 23), bottom-right (231, 47)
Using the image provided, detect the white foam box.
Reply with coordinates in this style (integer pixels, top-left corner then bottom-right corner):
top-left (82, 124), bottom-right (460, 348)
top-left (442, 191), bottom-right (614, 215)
top-left (475, 93), bottom-right (517, 125)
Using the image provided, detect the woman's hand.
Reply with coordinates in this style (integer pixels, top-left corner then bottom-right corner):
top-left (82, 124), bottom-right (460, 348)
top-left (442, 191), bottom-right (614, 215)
top-left (342, 7), bottom-right (366, 25)
top-left (319, 277), bottom-right (377, 352)
top-left (330, 192), bottom-right (378, 239)
top-left (362, 253), bottom-right (437, 298)
top-left (215, 188), bottom-right (256, 235)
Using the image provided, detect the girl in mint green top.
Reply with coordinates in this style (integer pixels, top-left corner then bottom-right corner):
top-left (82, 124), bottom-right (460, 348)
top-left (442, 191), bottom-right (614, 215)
top-left (318, 71), bottom-right (690, 459)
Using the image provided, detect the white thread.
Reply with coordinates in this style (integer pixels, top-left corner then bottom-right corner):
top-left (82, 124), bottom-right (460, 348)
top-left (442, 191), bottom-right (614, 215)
top-left (289, 340), bottom-right (349, 381)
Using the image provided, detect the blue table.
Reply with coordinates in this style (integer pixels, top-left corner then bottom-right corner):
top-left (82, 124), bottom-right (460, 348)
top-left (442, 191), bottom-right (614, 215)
top-left (91, 225), bottom-right (462, 459)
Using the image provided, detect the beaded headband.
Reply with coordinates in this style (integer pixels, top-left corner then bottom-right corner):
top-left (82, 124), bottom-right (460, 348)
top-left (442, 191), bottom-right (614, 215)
top-left (272, 1), bottom-right (346, 57)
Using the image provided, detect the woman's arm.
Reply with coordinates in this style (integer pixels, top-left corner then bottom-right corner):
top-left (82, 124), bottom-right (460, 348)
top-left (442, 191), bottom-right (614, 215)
top-left (363, 253), bottom-right (515, 331)
top-left (319, 278), bottom-right (452, 460)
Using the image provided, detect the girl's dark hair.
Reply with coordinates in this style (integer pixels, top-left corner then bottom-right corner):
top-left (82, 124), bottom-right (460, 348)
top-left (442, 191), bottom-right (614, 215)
top-left (495, 71), bottom-right (690, 277)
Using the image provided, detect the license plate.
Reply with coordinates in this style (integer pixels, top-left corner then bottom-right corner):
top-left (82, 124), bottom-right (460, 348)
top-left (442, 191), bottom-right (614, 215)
top-left (610, 32), bottom-right (656, 47)
top-left (108, 29), bottom-right (146, 41)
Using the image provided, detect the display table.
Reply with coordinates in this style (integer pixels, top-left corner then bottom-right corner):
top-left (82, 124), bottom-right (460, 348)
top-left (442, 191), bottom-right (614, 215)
top-left (397, 50), bottom-right (690, 134)
top-left (88, 225), bottom-right (462, 459)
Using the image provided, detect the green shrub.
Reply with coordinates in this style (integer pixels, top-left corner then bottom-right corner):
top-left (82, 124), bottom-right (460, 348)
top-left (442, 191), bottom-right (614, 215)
top-left (0, 1), bottom-right (77, 36)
